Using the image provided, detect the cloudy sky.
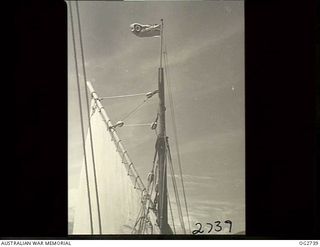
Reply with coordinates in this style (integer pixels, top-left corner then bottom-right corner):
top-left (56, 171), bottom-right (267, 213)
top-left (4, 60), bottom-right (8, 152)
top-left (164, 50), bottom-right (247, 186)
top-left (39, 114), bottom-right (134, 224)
top-left (68, 0), bottom-right (244, 234)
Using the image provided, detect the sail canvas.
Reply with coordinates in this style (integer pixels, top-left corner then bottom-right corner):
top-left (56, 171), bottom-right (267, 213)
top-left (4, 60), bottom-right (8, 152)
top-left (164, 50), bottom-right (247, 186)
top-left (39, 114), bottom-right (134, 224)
top-left (73, 102), bottom-right (142, 234)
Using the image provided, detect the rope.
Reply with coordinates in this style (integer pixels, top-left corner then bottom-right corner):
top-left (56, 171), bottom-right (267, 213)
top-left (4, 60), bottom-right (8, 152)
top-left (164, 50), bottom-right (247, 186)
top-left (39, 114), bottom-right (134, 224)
top-left (68, 1), bottom-right (93, 234)
top-left (131, 205), bottom-right (144, 234)
top-left (115, 89), bottom-right (158, 123)
top-left (123, 123), bottom-right (152, 127)
top-left (164, 41), bottom-right (192, 233)
top-left (75, 1), bottom-right (102, 234)
top-left (168, 193), bottom-right (176, 234)
top-left (100, 92), bottom-right (146, 99)
top-left (166, 140), bottom-right (186, 234)
top-left (120, 98), bottom-right (148, 122)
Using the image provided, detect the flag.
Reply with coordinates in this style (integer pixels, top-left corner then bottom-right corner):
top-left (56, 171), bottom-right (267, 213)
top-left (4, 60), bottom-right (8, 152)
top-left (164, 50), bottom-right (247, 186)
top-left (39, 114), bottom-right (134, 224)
top-left (130, 23), bottom-right (161, 38)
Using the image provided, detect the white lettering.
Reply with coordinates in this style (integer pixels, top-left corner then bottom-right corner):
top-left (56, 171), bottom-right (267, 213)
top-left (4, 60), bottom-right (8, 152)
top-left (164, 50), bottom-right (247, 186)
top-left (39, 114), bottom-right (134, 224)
top-left (32, 241), bottom-right (43, 245)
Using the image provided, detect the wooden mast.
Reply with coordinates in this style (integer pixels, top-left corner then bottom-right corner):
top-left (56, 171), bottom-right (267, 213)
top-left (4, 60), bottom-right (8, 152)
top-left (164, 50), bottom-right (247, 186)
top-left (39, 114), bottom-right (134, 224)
top-left (157, 19), bottom-right (170, 234)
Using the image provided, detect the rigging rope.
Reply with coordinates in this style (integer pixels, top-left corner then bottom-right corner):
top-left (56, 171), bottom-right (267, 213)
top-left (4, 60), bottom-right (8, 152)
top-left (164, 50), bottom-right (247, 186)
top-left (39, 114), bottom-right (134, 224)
top-left (120, 98), bottom-right (148, 122)
top-left (131, 204), bottom-right (144, 234)
top-left (123, 123), bottom-right (152, 127)
top-left (75, 1), bottom-right (102, 234)
top-left (168, 193), bottom-right (176, 234)
top-left (118, 89), bottom-right (157, 122)
top-left (166, 140), bottom-right (186, 234)
top-left (164, 40), bottom-right (192, 233)
top-left (100, 92), bottom-right (146, 99)
top-left (69, 1), bottom-right (93, 234)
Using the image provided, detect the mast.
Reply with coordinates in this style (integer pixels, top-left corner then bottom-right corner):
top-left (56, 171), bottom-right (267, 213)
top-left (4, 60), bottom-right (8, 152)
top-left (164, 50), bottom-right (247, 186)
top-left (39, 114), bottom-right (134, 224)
top-left (157, 19), bottom-right (170, 234)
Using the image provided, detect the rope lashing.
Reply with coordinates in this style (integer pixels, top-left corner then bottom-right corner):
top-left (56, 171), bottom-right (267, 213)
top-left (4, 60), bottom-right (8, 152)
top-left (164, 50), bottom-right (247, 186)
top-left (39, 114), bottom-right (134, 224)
top-left (127, 163), bottom-right (134, 176)
top-left (134, 176), bottom-right (140, 189)
top-left (121, 150), bottom-right (128, 161)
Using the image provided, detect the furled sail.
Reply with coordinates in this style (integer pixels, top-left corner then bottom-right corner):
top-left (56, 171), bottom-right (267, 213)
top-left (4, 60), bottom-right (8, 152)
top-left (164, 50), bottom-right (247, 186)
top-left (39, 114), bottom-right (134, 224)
top-left (73, 95), bottom-right (159, 234)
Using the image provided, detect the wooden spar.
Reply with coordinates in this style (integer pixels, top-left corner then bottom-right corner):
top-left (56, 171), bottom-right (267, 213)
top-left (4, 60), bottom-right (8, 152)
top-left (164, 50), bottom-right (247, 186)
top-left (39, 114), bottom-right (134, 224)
top-left (157, 19), bottom-right (170, 234)
top-left (86, 81), bottom-right (148, 197)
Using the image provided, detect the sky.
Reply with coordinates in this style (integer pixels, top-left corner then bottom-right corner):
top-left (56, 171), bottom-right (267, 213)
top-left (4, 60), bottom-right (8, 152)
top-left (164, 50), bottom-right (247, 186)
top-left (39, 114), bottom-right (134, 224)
top-left (68, 0), bottom-right (245, 234)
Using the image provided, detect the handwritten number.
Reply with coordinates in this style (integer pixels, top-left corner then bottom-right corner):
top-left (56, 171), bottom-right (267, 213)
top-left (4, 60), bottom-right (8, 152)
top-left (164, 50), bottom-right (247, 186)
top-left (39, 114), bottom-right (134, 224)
top-left (192, 220), bottom-right (233, 234)
top-left (214, 221), bottom-right (222, 232)
top-left (206, 223), bottom-right (213, 233)
top-left (224, 220), bottom-right (232, 233)
top-left (192, 223), bottom-right (204, 235)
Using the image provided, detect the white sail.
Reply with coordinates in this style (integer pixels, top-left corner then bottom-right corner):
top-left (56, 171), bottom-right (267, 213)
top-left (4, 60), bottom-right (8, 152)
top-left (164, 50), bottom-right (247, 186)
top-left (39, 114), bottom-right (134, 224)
top-left (73, 101), bottom-right (144, 234)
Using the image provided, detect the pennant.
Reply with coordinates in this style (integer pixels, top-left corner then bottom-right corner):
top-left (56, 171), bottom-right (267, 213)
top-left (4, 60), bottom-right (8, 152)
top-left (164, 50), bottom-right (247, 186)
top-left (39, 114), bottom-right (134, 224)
top-left (130, 23), bottom-right (161, 38)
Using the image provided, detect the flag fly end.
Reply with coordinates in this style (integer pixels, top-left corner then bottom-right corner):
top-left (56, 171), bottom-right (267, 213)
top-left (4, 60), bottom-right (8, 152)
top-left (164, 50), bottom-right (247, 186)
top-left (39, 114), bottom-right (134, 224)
top-left (130, 22), bottom-right (161, 38)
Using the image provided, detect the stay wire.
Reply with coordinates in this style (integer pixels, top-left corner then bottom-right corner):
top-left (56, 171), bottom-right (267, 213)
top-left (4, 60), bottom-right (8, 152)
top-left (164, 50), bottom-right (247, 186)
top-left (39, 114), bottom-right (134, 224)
top-left (76, 1), bottom-right (102, 234)
top-left (68, 1), bottom-right (93, 234)
top-left (120, 98), bottom-right (149, 122)
top-left (100, 92), bottom-right (146, 99)
top-left (166, 140), bottom-right (186, 234)
top-left (167, 193), bottom-right (176, 234)
top-left (164, 40), bottom-right (192, 233)
top-left (123, 123), bottom-right (152, 127)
